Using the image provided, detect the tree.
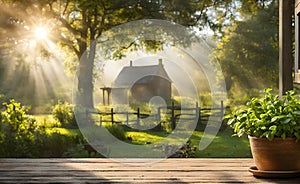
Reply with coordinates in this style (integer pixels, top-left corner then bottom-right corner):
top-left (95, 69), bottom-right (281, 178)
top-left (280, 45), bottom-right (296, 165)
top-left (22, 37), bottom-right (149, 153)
top-left (0, 0), bottom-right (237, 108)
top-left (213, 0), bottom-right (279, 98)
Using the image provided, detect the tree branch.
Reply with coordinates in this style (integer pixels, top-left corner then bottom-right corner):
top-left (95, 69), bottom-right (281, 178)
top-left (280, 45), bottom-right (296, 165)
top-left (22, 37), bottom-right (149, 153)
top-left (59, 35), bottom-right (80, 57)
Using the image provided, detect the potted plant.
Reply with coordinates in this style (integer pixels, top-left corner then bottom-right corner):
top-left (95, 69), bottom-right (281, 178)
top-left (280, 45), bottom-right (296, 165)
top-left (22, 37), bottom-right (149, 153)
top-left (225, 88), bottom-right (300, 174)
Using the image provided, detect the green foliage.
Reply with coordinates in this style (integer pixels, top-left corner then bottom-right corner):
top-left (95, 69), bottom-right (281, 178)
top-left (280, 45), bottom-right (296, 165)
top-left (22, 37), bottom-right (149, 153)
top-left (0, 100), bottom-right (81, 157)
top-left (1, 0), bottom-right (240, 109)
top-left (226, 89), bottom-right (300, 141)
top-left (52, 101), bottom-right (77, 128)
top-left (35, 132), bottom-right (81, 157)
top-left (128, 102), bottom-right (152, 114)
top-left (34, 115), bottom-right (61, 128)
top-left (168, 140), bottom-right (197, 158)
top-left (106, 124), bottom-right (126, 141)
top-left (160, 119), bottom-right (172, 133)
top-left (213, 1), bottom-right (278, 98)
top-left (0, 94), bottom-right (9, 106)
top-left (63, 144), bottom-right (92, 158)
top-left (0, 100), bottom-right (38, 157)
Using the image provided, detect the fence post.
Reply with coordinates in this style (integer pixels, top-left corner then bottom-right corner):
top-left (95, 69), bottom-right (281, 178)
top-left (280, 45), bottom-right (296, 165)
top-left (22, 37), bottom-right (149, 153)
top-left (126, 111), bottom-right (129, 126)
top-left (111, 108), bottom-right (114, 124)
top-left (220, 100), bottom-right (224, 122)
top-left (85, 109), bottom-right (88, 120)
top-left (137, 108), bottom-right (140, 129)
top-left (171, 101), bottom-right (175, 130)
top-left (157, 107), bottom-right (161, 123)
top-left (99, 115), bottom-right (102, 127)
top-left (196, 102), bottom-right (200, 122)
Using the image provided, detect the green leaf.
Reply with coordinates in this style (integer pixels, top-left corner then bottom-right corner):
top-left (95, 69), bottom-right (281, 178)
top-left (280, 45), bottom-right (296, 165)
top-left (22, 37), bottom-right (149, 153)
top-left (281, 118), bottom-right (291, 124)
top-left (294, 132), bottom-right (300, 140)
top-left (261, 126), bottom-right (267, 130)
top-left (265, 88), bottom-right (272, 93)
top-left (266, 132), bottom-right (274, 140)
top-left (271, 116), bottom-right (278, 123)
top-left (281, 132), bottom-right (286, 139)
top-left (227, 118), bottom-right (236, 126)
top-left (236, 129), bottom-right (245, 137)
top-left (259, 113), bottom-right (268, 119)
top-left (269, 125), bottom-right (277, 131)
top-left (293, 111), bottom-right (300, 116)
top-left (295, 126), bottom-right (300, 131)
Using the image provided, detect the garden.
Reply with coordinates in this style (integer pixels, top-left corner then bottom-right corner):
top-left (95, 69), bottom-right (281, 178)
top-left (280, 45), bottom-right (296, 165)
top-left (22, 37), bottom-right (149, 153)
top-left (0, 99), bottom-right (251, 158)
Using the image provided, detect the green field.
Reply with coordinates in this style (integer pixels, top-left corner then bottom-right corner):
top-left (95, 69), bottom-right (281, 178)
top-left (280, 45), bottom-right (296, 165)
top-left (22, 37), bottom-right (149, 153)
top-left (36, 114), bottom-right (251, 158)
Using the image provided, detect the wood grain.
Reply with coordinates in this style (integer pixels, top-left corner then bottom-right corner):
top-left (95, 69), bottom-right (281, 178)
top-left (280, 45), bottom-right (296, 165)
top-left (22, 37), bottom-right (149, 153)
top-left (0, 158), bottom-right (299, 183)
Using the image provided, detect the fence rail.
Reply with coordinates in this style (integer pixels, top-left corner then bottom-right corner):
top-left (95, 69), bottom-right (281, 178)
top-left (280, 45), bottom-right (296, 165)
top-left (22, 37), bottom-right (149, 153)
top-left (87, 101), bottom-right (224, 130)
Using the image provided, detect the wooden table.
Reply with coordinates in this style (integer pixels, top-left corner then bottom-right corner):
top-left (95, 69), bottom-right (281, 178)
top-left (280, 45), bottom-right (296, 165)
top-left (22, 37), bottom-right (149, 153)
top-left (0, 158), bottom-right (299, 183)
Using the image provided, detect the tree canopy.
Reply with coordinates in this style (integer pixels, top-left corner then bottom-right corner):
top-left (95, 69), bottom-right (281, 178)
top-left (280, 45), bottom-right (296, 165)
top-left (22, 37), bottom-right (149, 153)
top-left (212, 0), bottom-right (279, 99)
top-left (0, 0), bottom-right (282, 108)
top-left (0, 0), bottom-right (238, 108)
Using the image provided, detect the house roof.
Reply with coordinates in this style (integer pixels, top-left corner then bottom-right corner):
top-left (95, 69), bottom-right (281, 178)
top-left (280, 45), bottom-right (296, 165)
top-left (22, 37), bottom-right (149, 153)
top-left (113, 60), bottom-right (171, 87)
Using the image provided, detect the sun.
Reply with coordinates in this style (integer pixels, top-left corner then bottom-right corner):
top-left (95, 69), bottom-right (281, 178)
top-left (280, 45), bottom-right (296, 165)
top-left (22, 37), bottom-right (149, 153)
top-left (34, 26), bottom-right (48, 40)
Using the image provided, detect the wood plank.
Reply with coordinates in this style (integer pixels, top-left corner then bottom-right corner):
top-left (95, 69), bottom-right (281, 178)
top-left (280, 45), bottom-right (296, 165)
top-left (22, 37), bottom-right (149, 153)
top-left (0, 158), bottom-right (299, 183)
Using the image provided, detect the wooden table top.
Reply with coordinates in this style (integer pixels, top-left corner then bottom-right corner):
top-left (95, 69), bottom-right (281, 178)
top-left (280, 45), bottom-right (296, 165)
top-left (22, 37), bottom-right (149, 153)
top-left (0, 158), bottom-right (299, 183)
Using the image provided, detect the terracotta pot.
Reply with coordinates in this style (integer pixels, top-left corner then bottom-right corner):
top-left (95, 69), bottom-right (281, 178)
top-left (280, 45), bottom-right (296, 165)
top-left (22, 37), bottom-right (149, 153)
top-left (249, 136), bottom-right (300, 171)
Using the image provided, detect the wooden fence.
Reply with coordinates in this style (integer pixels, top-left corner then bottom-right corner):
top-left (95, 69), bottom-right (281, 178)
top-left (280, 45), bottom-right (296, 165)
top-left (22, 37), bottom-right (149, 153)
top-left (87, 101), bottom-right (224, 130)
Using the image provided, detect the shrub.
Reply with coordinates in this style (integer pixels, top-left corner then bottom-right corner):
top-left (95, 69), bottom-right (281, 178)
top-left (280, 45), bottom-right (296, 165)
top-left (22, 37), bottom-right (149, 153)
top-left (52, 101), bottom-right (77, 128)
top-left (35, 132), bottom-right (81, 157)
top-left (0, 100), bottom-right (38, 157)
top-left (106, 124), bottom-right (126, 141)
top-left (0, 100), bottom-right (81, 157)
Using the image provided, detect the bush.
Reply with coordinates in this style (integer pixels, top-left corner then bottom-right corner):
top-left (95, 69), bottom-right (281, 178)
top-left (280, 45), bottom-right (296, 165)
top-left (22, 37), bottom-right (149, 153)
top-left (0, 100), bottom-right (38, 157)
top-left (52, 101), bottom-right (77, 128)
top-left (0, 100), bottom-right (81, 158)
top-left (106, 124), bottom-right (126, 141)
top-left (35, 132), bottom-right (81, 157)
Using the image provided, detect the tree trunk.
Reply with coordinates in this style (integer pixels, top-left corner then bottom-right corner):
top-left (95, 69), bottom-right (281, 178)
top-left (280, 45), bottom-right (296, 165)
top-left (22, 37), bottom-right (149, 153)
top-left (76, 40), bottom-right (97, 109)
top-left (76, 9), bottom-right (97, 109)
top-left (77, 54), bottom-right (93, 108)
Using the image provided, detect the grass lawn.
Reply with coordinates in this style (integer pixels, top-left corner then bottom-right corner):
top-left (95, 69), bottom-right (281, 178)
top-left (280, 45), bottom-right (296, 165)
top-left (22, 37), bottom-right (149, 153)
top-left (126, 128), bottom-right (252, 158)
top-left (34, 114), bottom-right (60, 128)
top-left (35, 114), bottom-right (251, 158)
top-left (35, 114), bottom-right (80, 136)
top-left (192, 129), bottom-right (251, 158)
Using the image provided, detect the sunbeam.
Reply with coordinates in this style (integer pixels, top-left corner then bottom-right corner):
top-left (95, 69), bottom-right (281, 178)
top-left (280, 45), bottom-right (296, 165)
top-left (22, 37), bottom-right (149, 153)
top-left (0, 5), bottom-right (72, 112)
top-left (34, 26), bottom-right (48, 40)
